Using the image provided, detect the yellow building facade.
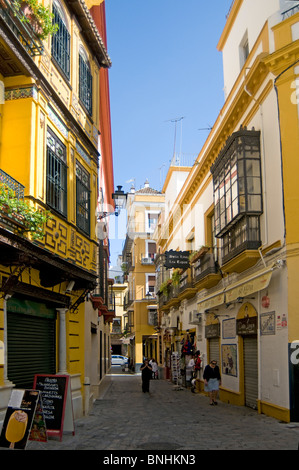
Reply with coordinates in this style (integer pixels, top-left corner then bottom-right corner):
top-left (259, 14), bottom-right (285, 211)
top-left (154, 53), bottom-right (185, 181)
top-left (122, 181), bottom-right (165, 372)
top-left (0, 0), bottom-right (112, 422)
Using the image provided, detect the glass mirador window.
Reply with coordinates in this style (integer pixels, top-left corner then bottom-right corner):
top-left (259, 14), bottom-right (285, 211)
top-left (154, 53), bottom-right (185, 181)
top-left (212, 128), bottom-right (262, 237)
top-left (211, 128), bottom-right (262, 263)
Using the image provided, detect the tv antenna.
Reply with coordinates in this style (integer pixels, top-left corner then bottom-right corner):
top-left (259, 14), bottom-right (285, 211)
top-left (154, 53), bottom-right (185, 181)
top-left (165, 116), bottom-right (185, 161)
top-left (198, 123), bottom-right (212, 131)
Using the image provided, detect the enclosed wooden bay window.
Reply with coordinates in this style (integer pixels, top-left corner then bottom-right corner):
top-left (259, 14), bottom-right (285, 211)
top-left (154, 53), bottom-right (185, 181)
top-left (211, 128), bottom-right (262, 264)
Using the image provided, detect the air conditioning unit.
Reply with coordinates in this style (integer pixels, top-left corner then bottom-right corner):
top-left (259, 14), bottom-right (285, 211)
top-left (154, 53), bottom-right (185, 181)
top-left (189, 311), bottom-right (202, 325)
top-left (141, 257), bottom-right (153, 264)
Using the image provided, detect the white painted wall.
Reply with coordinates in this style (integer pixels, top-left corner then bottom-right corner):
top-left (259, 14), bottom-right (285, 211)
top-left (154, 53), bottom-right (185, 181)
top-left (221, 0), bottom-right (281, 97)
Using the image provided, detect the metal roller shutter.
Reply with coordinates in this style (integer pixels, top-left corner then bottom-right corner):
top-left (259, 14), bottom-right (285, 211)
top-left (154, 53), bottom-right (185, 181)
top-left (244, 335), bottom-right (258, 409)
top-left (209, 338), bottom-right (220, 365)
top-left (7, 312), bottom-right (56, 389)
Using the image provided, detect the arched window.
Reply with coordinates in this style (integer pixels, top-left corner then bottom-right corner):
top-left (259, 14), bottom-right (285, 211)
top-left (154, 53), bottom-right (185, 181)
top-left (52, 0), bottom-right (70, 80)
top-left (79, 45), bottom-right (92, 115)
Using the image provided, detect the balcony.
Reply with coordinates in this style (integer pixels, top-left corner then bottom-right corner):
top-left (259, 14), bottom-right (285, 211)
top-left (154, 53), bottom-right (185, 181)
top-left (124, 291), bottom-right (134, 311)
top-left (0, 169), bottom-right (26, 234)
top-left (282, 4), bottom-right (299, 20)
top-left (193, 253), bottom-right (222, 289)
top-left (0, 0), bottom-right (44, 59)
top-left (140, 253), bottom-right (156, 265)
top-left (178, 268), bottom-right (196, 300)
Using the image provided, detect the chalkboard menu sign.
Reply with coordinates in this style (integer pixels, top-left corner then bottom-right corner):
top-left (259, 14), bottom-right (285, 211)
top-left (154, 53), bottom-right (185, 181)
top-left (33, 374), bottom-right (74, 441)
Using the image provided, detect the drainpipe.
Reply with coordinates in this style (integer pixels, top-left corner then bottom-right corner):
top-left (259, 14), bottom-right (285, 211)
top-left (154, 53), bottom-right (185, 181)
top-left (57, 308), bottom-right (68, 374)
top-left (244, 81), bottom-right (268, 250)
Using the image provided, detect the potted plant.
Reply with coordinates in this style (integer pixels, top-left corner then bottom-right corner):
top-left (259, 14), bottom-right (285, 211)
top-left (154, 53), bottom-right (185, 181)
top-left (171, 268), bottom-right (182, 286)
top-left (160, 281), bottom-right (169, 296)
top-left (12, 0), bottom-right (58, 40)
top-left (0, 182), bottom-right (52, 240)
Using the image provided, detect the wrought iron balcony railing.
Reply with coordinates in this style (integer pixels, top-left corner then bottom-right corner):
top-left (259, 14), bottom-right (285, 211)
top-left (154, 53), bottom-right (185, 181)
top-left (0, 0), bottom-right (44, 56)
top-left (0, 168), bottom-right (24, 199)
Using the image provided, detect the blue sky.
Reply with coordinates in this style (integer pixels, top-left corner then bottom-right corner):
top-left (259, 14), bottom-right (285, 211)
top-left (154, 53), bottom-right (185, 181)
top-left (105, 0), bottom-right (233, 267)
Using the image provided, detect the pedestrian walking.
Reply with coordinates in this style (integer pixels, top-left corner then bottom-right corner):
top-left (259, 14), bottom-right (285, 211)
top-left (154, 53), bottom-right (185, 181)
top-left (140, 359), bottom-right (152, 393)
top-left (203, 360), bottom-right (221, 405)
top-left (151, 359), bottom-right (158, 379)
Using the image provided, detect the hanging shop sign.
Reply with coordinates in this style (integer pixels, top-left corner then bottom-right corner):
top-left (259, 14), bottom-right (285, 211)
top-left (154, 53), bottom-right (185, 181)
top-left (164, 250), bottom-right (190, 269)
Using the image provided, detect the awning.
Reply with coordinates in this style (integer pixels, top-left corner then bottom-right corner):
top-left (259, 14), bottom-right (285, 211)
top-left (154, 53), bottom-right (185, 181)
top-left (121, 335), bottom-right (135, 344)
top-left (197, 264), bottom-right (275, 311)
top-left (197, 290), bottom-right (225, 311)
top-left (224, 265), bottom-right (274, 303)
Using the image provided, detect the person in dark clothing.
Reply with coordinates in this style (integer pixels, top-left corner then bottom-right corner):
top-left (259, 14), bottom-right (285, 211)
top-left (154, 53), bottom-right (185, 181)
top-left (203, 360), bottom-right (221, 405)
top-left (140, 359), bottom-right (153, 393)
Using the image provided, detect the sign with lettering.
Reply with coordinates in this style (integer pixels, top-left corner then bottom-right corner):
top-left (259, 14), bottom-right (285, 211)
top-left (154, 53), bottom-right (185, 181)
top-left (33, 374), bottom-right (74, 441)
top-left (164, 250), bottom-right (190, 269)
top-left (236, 316), bottom-right (257, 335)
top-left (205, 323), bottom-right (220, 339)
top-left (0, 389), bottom-right (45, 449)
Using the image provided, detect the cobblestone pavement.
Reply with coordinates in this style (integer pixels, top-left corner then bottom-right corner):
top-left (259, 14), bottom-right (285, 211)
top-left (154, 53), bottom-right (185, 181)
top-left (26, 367), bottom-right (299, 452)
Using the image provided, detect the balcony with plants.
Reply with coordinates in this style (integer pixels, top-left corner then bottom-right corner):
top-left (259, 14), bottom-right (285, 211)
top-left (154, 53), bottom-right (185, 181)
top-left (0, 0), bottom-right (58, 57)
top-left (0, 169), bottom-right (51, 241)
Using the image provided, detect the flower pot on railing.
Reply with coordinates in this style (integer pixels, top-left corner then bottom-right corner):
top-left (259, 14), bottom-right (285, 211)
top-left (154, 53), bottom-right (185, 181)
top-left (13, 0), bottom-right (58, 40)
top-left (20, 1), bottom-right (43, 36)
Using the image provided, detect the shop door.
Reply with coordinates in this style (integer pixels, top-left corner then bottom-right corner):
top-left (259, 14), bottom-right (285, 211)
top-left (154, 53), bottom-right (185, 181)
top-left (7, 300), bottom-right (56, 389)
top-left (209, 338), bottom-right (220, 364)
top-left (243, 335), bottom-right (258, 409)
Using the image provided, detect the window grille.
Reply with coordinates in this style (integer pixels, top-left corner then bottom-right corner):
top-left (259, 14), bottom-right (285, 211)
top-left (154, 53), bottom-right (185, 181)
top-left (76, 161), bottom-right (90, 235)
top-left (46, 129), bottom-right (67, 216)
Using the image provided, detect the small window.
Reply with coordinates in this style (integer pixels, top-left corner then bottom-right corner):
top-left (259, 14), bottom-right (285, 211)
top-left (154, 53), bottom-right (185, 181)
top-left (79, 46), bottom-right (92, 116)
top-left (146, 212), bottom-right (159, 232)
top-left (239, 31), bottom-right (249, 69)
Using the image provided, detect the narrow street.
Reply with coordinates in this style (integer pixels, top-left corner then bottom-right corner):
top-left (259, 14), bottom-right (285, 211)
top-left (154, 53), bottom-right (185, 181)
top-left (26, 367), bottom-right (299, 452)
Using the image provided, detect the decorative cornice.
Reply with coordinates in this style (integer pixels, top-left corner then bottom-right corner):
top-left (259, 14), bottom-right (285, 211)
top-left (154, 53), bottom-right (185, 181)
top-left (65, 0), bottom-right (111, 68)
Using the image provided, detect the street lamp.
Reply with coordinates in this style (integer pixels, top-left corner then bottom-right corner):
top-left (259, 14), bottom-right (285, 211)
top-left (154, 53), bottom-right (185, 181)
top-left (112, 185), bottom-right (127, 213)
top-left (98, 185), bottom-right (127, 220)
